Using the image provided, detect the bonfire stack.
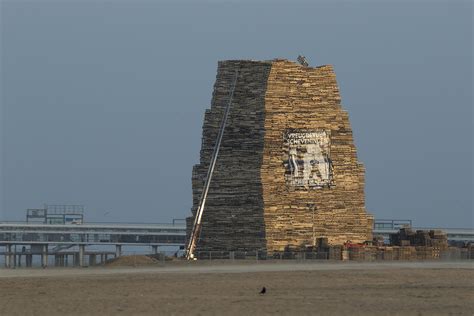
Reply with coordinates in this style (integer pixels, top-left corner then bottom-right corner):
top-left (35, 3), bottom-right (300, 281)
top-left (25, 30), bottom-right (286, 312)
top-left (187, 59), bottom-right (373, 253)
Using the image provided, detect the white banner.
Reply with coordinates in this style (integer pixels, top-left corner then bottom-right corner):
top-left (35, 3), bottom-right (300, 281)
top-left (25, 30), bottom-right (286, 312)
top-left (283, 130), bottom-right (333, 189)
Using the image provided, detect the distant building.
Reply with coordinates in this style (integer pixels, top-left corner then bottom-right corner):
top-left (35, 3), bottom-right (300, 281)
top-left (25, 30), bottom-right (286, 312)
top-left (27, 204), bottom-right (84, 225)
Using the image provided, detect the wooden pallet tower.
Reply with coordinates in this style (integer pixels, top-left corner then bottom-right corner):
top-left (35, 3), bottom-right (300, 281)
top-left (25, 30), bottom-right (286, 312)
top-left (187, 58), bottom-right (373, 256)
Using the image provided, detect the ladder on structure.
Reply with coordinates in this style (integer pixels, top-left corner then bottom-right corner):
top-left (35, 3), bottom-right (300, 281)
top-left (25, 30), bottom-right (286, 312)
top-left (186, 68), bottom-right (240, 260)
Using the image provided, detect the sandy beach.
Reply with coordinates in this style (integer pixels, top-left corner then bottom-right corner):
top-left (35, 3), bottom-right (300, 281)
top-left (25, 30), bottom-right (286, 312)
top-left (0, 261), bottom-right (472, 315)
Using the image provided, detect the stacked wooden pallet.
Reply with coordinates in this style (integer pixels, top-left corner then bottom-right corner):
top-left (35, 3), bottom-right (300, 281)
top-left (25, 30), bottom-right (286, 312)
top-left (460, 247), bottom-right (471, 260)
top-left (329, 245), bottom-right (343, 260)
top-left (376, 247), bottom-right (394, 260)
top-left (187, 59), bottom-right (373, 253)
top-left (261, 60), bottom-right (373, 252)
top-left (429, 230), bottom-right (449, 249)
top-left (187, 61), bottom-right (272, 251)
top-left (382, 247), bottom-right (395, 260)
top-left (415, 246), bottom-right (436, 260)
top-left (390, 228), bottom-right (448, 249)
top-left (348, 246), bottom-right (376, 261)
top-left (391, 246), bottom-right (417, 260)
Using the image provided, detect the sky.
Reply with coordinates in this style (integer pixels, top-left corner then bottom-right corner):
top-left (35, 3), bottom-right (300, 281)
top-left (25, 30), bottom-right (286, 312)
top-left (0, 0), bottom-right (472, 228)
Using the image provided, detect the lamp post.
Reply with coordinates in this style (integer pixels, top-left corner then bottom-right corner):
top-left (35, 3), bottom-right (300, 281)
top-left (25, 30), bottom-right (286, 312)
top-left (307, 203), bottom-right (316, 247)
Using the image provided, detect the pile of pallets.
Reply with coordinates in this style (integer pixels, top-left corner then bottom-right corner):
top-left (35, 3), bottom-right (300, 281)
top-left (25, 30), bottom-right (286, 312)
top-left (429, 230), bottom-right (449, 248)
top-left (261, 60), bottom-right (373, 252)
top-left (348, 246), bottom-right (376, 261)
top-left (392, 246), bottom-right (417, 260)
top-left (376, 247), bottom-right (394, 260)
top-left (187, 60), bottom-right (273, 252)
top-left (390, 228), bottom-right (448, 249)
top-left (329, 245), bottom-right (343, 260)
top-left (187, 59), bottom-right (373, 253)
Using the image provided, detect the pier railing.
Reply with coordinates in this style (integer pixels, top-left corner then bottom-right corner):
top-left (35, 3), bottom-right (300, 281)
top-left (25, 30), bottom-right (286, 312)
top-left (0, 222), bottom-right (186, 246)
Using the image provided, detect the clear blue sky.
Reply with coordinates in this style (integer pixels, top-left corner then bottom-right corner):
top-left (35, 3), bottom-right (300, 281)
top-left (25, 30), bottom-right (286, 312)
top-left (1, 0), bottom-right (472, 228)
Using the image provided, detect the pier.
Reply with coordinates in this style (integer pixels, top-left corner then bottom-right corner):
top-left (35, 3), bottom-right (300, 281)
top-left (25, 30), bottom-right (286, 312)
top-left (0, 221), bottom-right (185, 268)
top-left (2, 219), bottom-right (472, 268)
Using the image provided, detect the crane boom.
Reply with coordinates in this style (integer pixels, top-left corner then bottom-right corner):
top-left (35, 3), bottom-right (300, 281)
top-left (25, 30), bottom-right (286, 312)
top-left (186, 68), bottom-right (240, 260)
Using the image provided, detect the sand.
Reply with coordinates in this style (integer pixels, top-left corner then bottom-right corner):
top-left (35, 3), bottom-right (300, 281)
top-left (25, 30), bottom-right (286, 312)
top-left (104, 255), bottom-right (159, 267)
top-left (0, 261), bottom-right (473, 315)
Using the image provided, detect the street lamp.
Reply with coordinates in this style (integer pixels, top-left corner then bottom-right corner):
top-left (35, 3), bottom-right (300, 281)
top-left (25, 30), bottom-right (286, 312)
top-left (307, 203), bottom-right (316, 247)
